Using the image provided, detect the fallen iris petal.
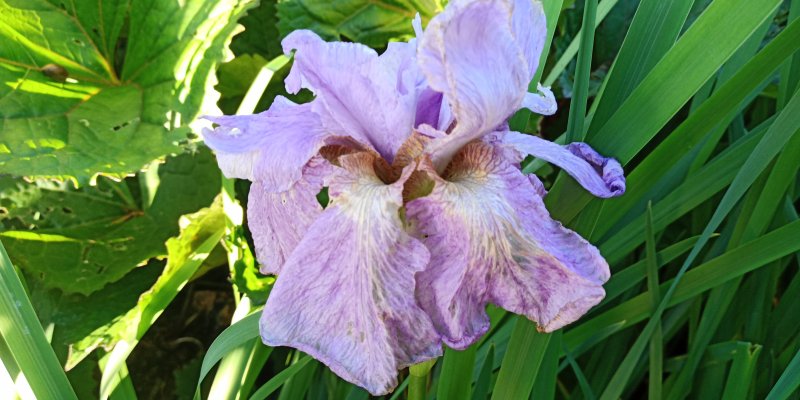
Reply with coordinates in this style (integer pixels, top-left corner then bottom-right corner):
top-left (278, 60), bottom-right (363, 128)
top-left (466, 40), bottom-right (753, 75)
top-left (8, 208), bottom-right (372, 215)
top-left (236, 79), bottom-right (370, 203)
top-left (408, 142), bottom-right (609, 347)
top-left (502, 131), bottom-right (626, 198)
top-left (260, 152), bottom-right (441, 395)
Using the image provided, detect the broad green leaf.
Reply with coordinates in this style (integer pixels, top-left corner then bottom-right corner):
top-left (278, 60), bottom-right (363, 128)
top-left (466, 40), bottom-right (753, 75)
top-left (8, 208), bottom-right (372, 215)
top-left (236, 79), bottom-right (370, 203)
top-left (277, 0), bottom-right (443, 49)
top-left (31, 261), bottom-right (161, 364)
top-left (0, 0), bottom-right (255, 181)
top-left (231, 0), bottom-right (283, 59)
top-left (78, 197), bottom-right (225, 372)
top-left (0, 148), bottom-right (220, 295)
top-left (0, 240), bottom-right (78, 399)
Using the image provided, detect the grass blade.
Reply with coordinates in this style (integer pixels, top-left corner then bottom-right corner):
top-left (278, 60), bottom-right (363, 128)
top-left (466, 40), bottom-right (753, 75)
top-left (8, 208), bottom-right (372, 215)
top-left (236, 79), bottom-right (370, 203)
top-left (0, 240), bottom-right (77, 400)
top-left (563, 343), bottom-right (595, 400)
top-left (408, 358), bottom-right (436, 400)
top-left (588, 0), bottom-right (781, 160)
top-left (588, 0), bottom-right (694, 131)
top-left (100, 202), bottom-right (226, 399)
top-left (601, 235), bottom-right (702, 306)
top-left (491, 320), bottom-right (551, 400)
top-left (766, 350), bottom-right (800, 400)
top-left (472, 345), bottom-right (494, 400)
top-left (532, 330), bottom-right (561, 400)
top-left (778, 0), bottom-right (800, 108)
top-left (567, 219), bottom-right (800, 349)
top-left (195, 311), bottom-right (261, 397)
top-left (599, 116), bottom-right (770, 263)
top-left (593, 16), bottom-right (800, 234)
top-left (601, 127), bottom-right (800, 399)
top-left (547, 0), bottom-right (786, 223)
top-left (645, 203), bottom-right (663, 400)
top-left (249, 355), bottom-right (312, 400)
top-left (208, 297), bottom-right (269, 400)
top-left (437, 346), bottom-right (477, 400)
top-left (721, 343), bottom-right (761, 400)
top-left (565, 0), bottom-right (597, 142)
top-left (543, 0), bottom-right (619, 86)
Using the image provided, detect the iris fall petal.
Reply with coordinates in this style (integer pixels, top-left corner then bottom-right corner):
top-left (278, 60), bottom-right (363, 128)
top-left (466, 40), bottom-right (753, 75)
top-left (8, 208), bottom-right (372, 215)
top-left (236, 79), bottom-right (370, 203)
top-left (408, 142), bottom-right (609, 347)
top-left (502, 131), bottom-right (626, 198)
top-left (260, 152), bottom-right (441, 395)
top-left (247, 157), bottom-right (330, 274)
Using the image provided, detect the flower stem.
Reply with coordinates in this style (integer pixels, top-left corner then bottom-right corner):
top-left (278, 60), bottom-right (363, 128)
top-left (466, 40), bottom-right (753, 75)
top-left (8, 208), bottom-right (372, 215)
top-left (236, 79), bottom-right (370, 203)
top-left (408, 359), bottom-right (436, 400)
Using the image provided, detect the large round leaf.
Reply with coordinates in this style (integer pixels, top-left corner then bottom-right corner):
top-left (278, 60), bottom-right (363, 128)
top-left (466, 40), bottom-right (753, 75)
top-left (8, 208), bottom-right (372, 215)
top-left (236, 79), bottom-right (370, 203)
top-left (0, 0), bottom-right (256, 182)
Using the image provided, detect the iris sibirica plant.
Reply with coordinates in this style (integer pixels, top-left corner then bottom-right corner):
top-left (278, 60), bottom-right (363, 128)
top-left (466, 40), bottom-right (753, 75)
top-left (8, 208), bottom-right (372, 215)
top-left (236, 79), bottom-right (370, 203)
top-left (203, 0), bottom-right (625, 394)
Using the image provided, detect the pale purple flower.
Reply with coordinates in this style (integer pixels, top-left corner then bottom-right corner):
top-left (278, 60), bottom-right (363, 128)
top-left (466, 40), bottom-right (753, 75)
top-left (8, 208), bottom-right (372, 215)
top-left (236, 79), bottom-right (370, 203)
top-left (203, 0), bottom-right (624, 394)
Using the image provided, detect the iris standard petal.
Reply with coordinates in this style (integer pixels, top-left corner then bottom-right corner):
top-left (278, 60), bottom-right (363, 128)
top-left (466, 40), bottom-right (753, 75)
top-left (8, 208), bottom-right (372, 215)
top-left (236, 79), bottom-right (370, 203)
top-left (202, 97), bottom-right (328, 192)
top-left (414, 87), bottom-right (444, 129)
top-left (511, 0), bottom-right (547, 80)
top-left (502, 131), bottom-right (626, 198)
top-left (418, 0), bottom-right (545, 169)
top-left (260, 152), bottom-right (441, 395)
top-left (282, 30), bottom-right (419, 162)
top-left (407, 142), bottom-right (609, 346)
top-left (247, 157), bottom-right (330, 275)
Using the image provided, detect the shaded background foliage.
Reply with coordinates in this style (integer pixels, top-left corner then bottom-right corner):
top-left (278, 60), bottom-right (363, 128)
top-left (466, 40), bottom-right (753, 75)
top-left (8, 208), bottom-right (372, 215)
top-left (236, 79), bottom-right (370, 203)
top-left (1, 0), bottom-right (799, 399)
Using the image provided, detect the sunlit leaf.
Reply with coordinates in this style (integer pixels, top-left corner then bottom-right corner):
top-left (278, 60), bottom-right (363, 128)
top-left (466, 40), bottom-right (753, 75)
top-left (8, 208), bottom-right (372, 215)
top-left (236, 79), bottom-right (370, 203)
top-left (277, 0), bottom-right (444, 49)
top-left (0, 0), bottom-right (256, 182)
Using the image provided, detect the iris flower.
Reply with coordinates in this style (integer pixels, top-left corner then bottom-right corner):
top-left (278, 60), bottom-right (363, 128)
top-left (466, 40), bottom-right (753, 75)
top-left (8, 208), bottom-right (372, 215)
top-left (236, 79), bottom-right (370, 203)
top-left (203, 0), bottom-right (625, 394)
